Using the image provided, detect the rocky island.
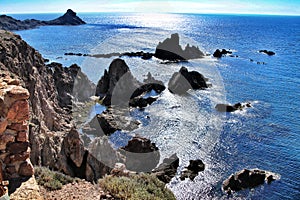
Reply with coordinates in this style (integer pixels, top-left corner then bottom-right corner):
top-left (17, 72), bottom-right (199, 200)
top-left (0, 9), bottom-right (85, 31)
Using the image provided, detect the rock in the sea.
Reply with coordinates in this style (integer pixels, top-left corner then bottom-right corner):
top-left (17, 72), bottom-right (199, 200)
top-left (180, 159), bottom-right (205, 181)
top-left (168, 67), bottom-right (208, 94)
top-left (222, 169), bottom-right (280, 194)
top-left (0, 9), bottom-right (85, 31)
top-left (259, 50), bottom-right (275, 56)
top-left (155, 33), bottom-right (205, 61)
top-left (46, 9), bottom-right (86, 26)
top-left (215, 102), bottom-right (251, 112)
top-left (120, 136), bottom-right (160, 172)
top-left (213, 49), bottom-right (232, 58)
top-left (152, 154), bottom-right (179, 183)
top-left (95, 59), bottom-right (165, 106)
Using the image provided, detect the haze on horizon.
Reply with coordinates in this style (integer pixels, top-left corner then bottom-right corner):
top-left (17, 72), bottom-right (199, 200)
top-left (1, 0), bottom-right (300, 16)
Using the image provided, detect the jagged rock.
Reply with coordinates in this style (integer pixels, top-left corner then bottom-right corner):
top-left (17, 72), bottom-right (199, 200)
top-left (180, 159), bottom-right (205, 181)
top-left (222, 169), bottom-right (280, 194)
top-left (110, 163), bottom-right (131, 177)
top-left (0, 9), bottom-right (85, 31)
top-left (215, 102), bottom-right (251, 112)
top-left (129, 97), bottom-right (157, 108)
top-left (18, 159), bottom-right (34, 177)
top-left (155, 33), bottom-right (204, 61)
top-left (213, 49), bottom-right (232, 58)
top-left (47, 62), bottom-right (95, 110)
top-left (152, 153), bottom-right (179, 183)
top-left (120, 136), bottom-right (160, 172)
top-left (95, 59), bottom-right (165, 106)
top-left (168, 67), bottom-right (208, 94)
top-left (82, 107), bottom-right (140, 136)
top-left (259, 50), bottom-right (275, 56)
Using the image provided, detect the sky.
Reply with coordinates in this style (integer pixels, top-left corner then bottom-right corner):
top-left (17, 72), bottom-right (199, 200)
top-left (1, 0), bottom-right (300, 15)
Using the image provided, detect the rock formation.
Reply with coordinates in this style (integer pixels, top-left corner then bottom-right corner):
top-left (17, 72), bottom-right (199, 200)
top-left (213, 49), bottom-right (232, 58)
top-left (0, 9), bottom-right (85, 31)
top-left (120, 136), bottom-right (160, 172)
top-left (215, 102), bottom-right (251, 112)
top-left (152, 154), bottom-right (179, 183)
top-left (95, 59), bottom-right (165, 106)
top-left (222, 169), bottom-right (280, 194)
top-left (0, 75), bottom-right (34, 181)
top-left (259, 50), bottom-right (275, 56)
top-left (168, 67), bottom-right (208, 94)
top-left (180, 159), bottom-right (205, 181)
top-left (155, 33), bottom-right (205, 61)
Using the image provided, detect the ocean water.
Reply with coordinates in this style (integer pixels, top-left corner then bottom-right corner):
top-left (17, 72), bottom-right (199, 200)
top-left (13, 13), bottom-right (300, 199)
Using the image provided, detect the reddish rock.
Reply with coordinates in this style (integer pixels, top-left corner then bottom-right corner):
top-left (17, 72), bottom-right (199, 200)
top-left (18, 160), bottom-right (34, 177)
top-left (5, 150), bottom-right (30, 163)
top-left (7, 142), bottom-right (29, 154)
top-left (0, 134), bottom-right (15, 150)
top-left (0, 119), bottom-right (8, 134)
top-left (5, 165), bottom-right (16, 175)
top-left (7, 86), bottom-right (30, 100)
top-left (7, 100), bottom-right (29, 122)
top-left (8, 123), bottom-right (28, 131)
top-left (17, 131), bottom-right (28, 142)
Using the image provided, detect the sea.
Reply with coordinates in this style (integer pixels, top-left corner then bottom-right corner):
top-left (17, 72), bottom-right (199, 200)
top-left (11, 12), bottom-right (300, 200)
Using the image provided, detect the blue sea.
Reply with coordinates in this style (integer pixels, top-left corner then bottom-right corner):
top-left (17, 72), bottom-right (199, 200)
top-left (12, 13), bottom-right (300, 199)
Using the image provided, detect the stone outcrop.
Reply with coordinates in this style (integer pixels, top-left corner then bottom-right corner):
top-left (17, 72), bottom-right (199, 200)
top-left (0, 76), bottom-right (34, 182)
top-left (120, 136), bottom-right (160, 172)
top-left (152, 154), bottom-right (179, 183)
top-left (155, 33), bottom-right (205, 61)
top-left (95, 59), bottom-right (165, 106)
top-left (213, 49), bottom-right (232, 58)
top-left (259, 50), bottom-right (275, 56)
top-left (46, 62), bottom-right (95, 110)
top-left (0, 9), bottom-right (85, 31)
top-left (180, 159), bottom-right (205, 181)
top-left (168, 67), bottom-right (208, 94)
top-left (215, 102), bottom-right (251, 112)
top-left (222, 169), bottom-right (280, 194)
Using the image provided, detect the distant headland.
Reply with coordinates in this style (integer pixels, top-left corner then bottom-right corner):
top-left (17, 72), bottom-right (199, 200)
top-left (0, 9), bottom-right (85, 31)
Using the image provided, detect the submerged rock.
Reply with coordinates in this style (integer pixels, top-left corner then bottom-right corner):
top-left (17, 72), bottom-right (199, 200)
top-left (120, 136), bottom-right (160, 172)
top-left (180, 159), bottom-right (205, 181)
top-left (155, 33), bottom-right (205, 61)
top-left (222, 169), bottom-right (280, 194)
top-left (168, 67), bottom-right (208, 94)
top-left (152, 154), bottom-right (179, 183)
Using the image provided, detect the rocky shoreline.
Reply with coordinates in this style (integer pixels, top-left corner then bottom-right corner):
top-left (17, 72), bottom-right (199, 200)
top-left (0, 27), bottom-right (280, 199)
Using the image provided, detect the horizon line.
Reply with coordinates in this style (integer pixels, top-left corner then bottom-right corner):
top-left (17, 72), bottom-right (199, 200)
top-left (1, 10), bottom-right (300, 17)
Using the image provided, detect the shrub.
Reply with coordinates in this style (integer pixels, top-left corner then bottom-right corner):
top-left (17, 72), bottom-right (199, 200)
top-left (34, 166), bottom-right (75, 191)
top-left (99, 173), bottom-right (176, 200)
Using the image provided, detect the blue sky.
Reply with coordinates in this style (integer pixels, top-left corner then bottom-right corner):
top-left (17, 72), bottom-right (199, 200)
top-left (1, 0), bottom-right (300, 15)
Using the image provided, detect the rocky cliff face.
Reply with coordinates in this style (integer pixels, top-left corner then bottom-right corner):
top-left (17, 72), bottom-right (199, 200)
top-left (0, 30), bottom-right (107, 182)
top-left (0, 75), bottom-right (34, 181)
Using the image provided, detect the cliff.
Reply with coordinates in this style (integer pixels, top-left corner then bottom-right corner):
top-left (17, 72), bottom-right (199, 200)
top-left (0, 9), bottom-right (85, 31)
top-left (0, 30), bottom-right (107, 183)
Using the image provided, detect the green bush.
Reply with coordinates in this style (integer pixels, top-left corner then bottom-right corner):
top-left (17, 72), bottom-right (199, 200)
top-left (34, 166), bottom-right (75, 191)
top-left (99, 173), bottom-right (176, 200)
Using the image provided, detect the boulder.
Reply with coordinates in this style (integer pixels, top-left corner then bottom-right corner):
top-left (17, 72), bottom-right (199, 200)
top-left (155, 33), bottom-right (204, 61)
top-left (168, 67), bottom-right (208, 94)
top-left (213, 49), bottom-right (232, 58)
top-left (222, 169), bottom-right (280, 194)
top-left (180, 159), bottom-right (205, 181)
top-left (215, 102), bottom-right (251, 112)
top-left (120, 136), bottom-right (160, 172)
top-left (95, 59), bottom-right (165, 106)
top-left (152, 154), bottom-right (179, 183)
top-left (259, 50), bottom-right (275, 56)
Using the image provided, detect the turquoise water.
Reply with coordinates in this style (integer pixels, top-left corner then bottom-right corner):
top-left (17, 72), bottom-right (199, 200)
top-left (13, 13), bottom-right (300, 199)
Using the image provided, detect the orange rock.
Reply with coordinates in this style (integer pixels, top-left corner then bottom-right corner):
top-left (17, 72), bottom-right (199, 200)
top-left (7, 86), bottom-right (29, 100)
top-left (18, 159), bottom-right (34, 177)
top-left (17, 131), bottom-right (28, 142)
top-left (7, 100), bottom-right (29, 122)
top-left (7, 122), bottom-right (28, 132)
top-left (0, 119), bottom-right (8, 134)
